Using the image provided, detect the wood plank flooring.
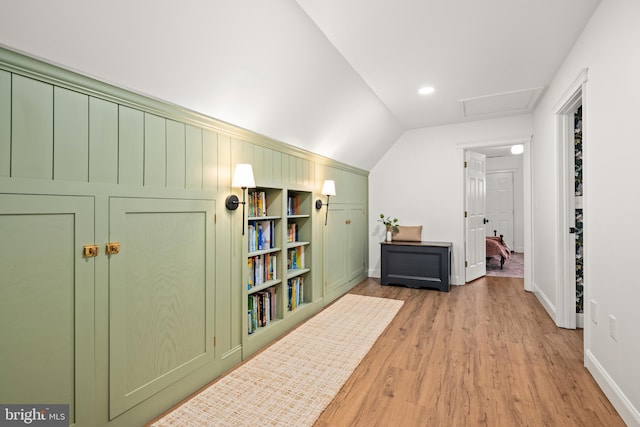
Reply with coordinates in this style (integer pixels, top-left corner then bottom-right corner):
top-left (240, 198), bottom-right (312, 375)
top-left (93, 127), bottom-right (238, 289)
top-left (315, 277), bottom-right (624, 427)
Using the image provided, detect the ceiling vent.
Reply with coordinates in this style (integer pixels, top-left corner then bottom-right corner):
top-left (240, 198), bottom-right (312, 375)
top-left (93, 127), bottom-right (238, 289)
top-left (460, 87), bottom-right (543, 118)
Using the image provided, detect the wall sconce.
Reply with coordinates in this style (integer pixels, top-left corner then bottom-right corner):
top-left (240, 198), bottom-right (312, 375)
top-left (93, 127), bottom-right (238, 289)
top-left (315, 180), bottom-right (336, 226)
top-left (225, 164), bottom-right (256, 235)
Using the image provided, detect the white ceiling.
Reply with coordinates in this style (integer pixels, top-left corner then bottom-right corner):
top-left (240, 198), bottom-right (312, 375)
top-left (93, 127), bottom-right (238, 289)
top-left (296, 0), bottom-right (600, 129)
top-left (0, 0), bottom-right (601, 170)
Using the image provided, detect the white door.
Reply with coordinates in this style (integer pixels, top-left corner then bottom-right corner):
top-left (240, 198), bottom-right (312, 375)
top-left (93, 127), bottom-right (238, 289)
top-left (486, 172), bottom-right (514, 249)
top-left (465, 151), bottom-right (487, 282)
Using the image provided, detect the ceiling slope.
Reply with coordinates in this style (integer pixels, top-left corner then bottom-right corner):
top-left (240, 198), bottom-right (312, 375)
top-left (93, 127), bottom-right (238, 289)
top-left (0, 0), bottom-right (402, 170)
top-left (0, 0), bottom-right (600, 170)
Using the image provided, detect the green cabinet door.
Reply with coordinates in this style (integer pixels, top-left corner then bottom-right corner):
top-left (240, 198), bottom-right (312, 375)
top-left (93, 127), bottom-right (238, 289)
top-left (323, 205), bottom-right (349, 303)
top-left (347, 205), bottom-right (366, 281)
top-left (323, 204), bottom-right (367, 303)
top-left (0, 194), bottom-right (95, 427)
top-left (108, 197), bottom-right (217, 418)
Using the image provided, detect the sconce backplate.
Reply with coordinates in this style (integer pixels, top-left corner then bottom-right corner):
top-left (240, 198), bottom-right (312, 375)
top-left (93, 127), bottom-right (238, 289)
top-left (225, 194), bottom-right (240, 210)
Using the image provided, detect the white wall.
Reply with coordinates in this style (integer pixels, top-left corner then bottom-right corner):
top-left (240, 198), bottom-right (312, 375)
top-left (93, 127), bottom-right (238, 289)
top-left (0, 0), bottom-right (402, 171)
top-left (368, 114), bottom-right (533, 285)
top-left (532, 0), bottom-right (640, 423)
top-left (486, 155), bottom-right (525, 252)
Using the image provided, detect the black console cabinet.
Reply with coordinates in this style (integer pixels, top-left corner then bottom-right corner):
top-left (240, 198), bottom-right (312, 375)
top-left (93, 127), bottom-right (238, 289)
top-left (380, 241), bottom-right (452, 292)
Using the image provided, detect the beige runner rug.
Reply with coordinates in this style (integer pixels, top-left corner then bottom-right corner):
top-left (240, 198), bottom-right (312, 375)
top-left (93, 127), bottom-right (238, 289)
top-left (151, 294), bottom-right (404, 427)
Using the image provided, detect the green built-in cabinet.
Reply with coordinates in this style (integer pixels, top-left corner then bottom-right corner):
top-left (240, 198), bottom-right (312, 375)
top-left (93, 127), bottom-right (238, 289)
top-left (108, 197), bottom-right (218, 419)
top-left (0, 194), bottom-right (95, 427)
top-left (0, 47), bottom-right (368, 426)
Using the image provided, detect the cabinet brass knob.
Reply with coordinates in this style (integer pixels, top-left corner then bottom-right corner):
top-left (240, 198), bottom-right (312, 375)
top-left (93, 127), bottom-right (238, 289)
top-left (83, 245), bottom-right (99, 258)
top-left (106, 242), bottom-right (121, 255)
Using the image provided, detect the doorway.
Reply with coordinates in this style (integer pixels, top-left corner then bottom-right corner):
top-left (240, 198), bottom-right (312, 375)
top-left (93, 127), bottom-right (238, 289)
top-left (461, 140), bottom-right (532, 289)
top-left (555, 69), bottom-right (587, 330)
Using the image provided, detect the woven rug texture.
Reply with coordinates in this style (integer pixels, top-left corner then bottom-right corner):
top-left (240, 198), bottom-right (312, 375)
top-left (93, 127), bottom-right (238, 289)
top-left (486, 252), bottom-right (524, 278)
top-left (151, 294), bottom-right (404, 427)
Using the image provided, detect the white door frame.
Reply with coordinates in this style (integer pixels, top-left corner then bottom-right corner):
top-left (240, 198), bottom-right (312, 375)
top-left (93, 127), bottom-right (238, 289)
top-left (554, 68), bottom-right (588, 331)
top-left (459, 137), bottom-right (533, 292)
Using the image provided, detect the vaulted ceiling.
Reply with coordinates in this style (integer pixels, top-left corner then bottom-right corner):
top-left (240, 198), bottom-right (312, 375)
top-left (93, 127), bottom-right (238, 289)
top-left (296, 0), bottom-right (600, 129)
top-left (0, 0), bottom-right (600, 170)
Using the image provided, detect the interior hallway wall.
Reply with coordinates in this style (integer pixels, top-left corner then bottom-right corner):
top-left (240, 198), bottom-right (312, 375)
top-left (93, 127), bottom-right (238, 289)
top-left (368, 114), bottom-right (533, 285)
top-left (531, 0), bottom-right (640, 423)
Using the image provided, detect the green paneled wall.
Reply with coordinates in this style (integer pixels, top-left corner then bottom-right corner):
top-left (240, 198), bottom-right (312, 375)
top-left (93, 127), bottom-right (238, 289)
top-left (118, 106), bottom-right (144, 186)
top-left (54, 87), bottom-right (89, 182)
top-left (0, 46), bottom-right (368, 427)
top-left (12, 74), bottom-right (54, 179)
top-left (166, 120), bottom-right (186, 188)
top-left (186, 125), bottom-right (203, 190)
top-left (144, 113), bottom-right (166, 187)
top-left (0, 70), bottom-right (9, 177)
top-left (89, 97), bottom-right (118, 184)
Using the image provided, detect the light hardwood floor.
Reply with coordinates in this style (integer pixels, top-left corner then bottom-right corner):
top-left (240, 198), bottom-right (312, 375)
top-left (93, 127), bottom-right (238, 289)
top-left (315, 277), bottom-right (624, 427)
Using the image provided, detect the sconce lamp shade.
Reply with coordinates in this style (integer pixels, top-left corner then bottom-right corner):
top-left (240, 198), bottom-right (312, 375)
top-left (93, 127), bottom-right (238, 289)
top-left (321, 180), bottom-right (336, 196)
top-left (316, 180), bottom-right (336, 226)
top-left (227, 163), bottom-right (255, 235)
top-left (231, 164), bottom-right (256, 188)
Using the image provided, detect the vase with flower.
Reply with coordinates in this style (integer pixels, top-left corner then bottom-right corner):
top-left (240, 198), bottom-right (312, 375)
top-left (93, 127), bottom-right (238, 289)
top-left (378, 214), bottom-right (399, 242)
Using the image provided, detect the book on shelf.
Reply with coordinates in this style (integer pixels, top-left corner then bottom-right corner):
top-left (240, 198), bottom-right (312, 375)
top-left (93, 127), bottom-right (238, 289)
top-left (248, 220), bottom-right (275, 252)
top-left (248, 190), bottom-right (268, 217)
top-left (287, 246), bottom-right (305, 270)
top-left (287, 194), bottom-right (301, 216)
top-left (287, 276), bottom-right (304, 311)
top-left (248, 253), bottom-right (277, 289)
top-left (248, 287), bottom-right (276, 334)
top-left (287, 222), bottom-right (298, 243)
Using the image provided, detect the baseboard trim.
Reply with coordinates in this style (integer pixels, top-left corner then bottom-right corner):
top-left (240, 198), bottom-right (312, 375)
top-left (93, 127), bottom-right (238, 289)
top-left (532, 282), bottom-right (556, 323)
top-left (586, 349), bottom-right (640, 426)
top-left (576, 313), bottom-right (584, 329)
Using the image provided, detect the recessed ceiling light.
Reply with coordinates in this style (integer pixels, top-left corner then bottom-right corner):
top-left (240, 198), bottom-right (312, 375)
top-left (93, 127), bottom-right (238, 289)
top-left (418, 86), bottom-right (435, 95)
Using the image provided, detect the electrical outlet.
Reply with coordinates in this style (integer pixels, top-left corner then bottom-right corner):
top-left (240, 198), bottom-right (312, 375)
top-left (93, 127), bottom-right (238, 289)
top-left (590, 299), bottom-right (598, 324)
top-left (609, 315), bottom-right (617, 340)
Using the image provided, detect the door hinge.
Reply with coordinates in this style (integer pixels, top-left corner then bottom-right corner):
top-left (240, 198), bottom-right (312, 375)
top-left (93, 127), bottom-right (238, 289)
top-left (214, 214), bottom-right (217, 224)
top-left (213, 336), bottom-right (216, 346)
top-left (465, 261), bottom-right (468, 267)
top-left (464, 211), bottom-right (468, 218)
top-left (464, 161), bottom-right (468, 168)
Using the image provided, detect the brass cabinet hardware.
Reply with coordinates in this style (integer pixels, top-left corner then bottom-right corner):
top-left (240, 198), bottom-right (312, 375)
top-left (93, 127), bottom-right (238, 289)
top-left (346, 219), bottom-right (352, 224)
top-left (106, 242), bottom-right (121, 255)
top-left (83, 245), bottom-right (99, 258)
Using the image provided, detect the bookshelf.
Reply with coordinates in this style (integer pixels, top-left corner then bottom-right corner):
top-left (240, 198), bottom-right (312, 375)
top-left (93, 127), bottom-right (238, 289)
top-left (246, 188), bottom-right (282, 335)
top-left (243, 187), bottom-right (315, 356)
top-left (286, 190), bottom-right (311, 312)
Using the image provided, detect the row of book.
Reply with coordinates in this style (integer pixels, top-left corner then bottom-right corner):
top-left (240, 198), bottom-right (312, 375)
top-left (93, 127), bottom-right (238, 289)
top-left (248, 220), bottom-right (275, 253)
top-left (287, 222), bottom-right (299, 243)
top-left (248, 254), bottom-right (277, 289)
top-left (248, 288), bottom-right (276, 334)
top-left (288, 277), bottom-right (304, 311)
top-left (247, 190), bottom-right (268, 217)
top-left (287, 246), bottom-right (305, 270)
top-left (287, 195), bottom-right (302, 216)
